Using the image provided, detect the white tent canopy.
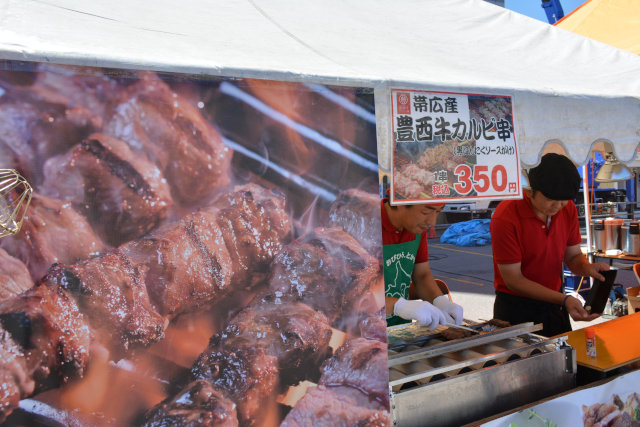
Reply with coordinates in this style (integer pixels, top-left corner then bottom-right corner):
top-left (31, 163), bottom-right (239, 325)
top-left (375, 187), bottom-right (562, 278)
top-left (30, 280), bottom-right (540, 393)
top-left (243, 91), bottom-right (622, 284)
top-left (0, 0), bottom-right (639, 168)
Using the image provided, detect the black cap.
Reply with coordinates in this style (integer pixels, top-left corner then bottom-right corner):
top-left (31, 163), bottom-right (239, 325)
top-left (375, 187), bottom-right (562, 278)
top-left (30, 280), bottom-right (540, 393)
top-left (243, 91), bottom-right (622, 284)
top-left (528, 153), bottom-right (580, 200)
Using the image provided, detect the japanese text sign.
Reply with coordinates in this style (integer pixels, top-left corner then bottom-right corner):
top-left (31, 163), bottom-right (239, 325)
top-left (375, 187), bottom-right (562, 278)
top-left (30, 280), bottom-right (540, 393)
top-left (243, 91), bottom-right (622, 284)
top-left (389, 88), bottom-right (522, 204)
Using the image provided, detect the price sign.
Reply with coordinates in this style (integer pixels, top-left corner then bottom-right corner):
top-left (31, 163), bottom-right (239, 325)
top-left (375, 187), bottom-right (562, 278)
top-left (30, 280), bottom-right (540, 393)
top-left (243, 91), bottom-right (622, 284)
top-left (388, 88), bottom-right (522, 204)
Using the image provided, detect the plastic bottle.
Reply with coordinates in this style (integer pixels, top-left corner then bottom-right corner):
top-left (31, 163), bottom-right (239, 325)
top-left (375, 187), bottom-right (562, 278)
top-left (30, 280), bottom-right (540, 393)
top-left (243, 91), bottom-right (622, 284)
top-left (585, 328), bottom-right (597, 358)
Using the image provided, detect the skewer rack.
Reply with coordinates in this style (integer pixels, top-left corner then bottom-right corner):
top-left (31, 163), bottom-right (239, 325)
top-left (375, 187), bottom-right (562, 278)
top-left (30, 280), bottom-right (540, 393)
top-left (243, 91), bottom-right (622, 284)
top-left (388, 321), bottom-right (576, 426)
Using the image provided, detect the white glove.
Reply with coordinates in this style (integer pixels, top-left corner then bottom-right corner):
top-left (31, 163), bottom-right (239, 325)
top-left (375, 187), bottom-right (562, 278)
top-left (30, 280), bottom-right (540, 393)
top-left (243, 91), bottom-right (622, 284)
top-left (393, 298), bottom-right (447, 330)
top-left (433, 294), bottom-right (464, 325)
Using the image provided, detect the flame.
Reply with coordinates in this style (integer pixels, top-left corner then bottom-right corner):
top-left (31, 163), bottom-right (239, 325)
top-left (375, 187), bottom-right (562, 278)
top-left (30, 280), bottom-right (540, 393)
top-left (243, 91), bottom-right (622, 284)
top-left (245, 79), bottom-right (313, 174)
top-left (146, 309), bottom-right (219, 367)
top-left (58, 342), bottom-right (110, 414)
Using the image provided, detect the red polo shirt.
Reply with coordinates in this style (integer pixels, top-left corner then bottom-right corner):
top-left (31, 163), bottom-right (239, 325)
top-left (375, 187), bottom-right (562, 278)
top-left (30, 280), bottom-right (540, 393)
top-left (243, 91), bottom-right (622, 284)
top-left (381, 199), bottom-right (429, 263)
top-left (491, 197), bottom-right (581, 295)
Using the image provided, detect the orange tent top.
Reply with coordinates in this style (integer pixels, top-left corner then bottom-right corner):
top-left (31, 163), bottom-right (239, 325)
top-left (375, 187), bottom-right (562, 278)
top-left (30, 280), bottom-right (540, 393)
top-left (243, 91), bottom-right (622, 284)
top-left (555, 0), bottom-right (640, 55)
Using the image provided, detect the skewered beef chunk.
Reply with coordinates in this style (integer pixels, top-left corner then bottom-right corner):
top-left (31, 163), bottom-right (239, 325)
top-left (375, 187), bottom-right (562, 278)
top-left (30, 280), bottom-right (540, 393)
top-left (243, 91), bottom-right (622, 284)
top-left (0, 326), bottom-right (34, 423)
top-left (0, 248), bottom-right (33, 300)
top-left (143, 379), bottom-right (238, 427)
top-left (318, 337), bottom-right (388, 407)
top-left (0, 285), bottom-right (90, 422)
top-left (192, 346), bottom-right (278, 425)
top-left (441, 327), bottom-right (474, 341)
top-left (281, 385), bottom-right (390, 427)
top-left (146, 302), bottom-right (332, 426)
top-left (105, 72), bottom-right (232, 204)
top-left (41, 133), bottom-right (172, 246)
top-left (281, 338), bottom-right (390, 427)
top-left (43, 251), bottom-right (165, 351)
top-left (268, 227), bottom-right (379, 327)
top-left (0, 184), bottom-right (291, 420)
top-left (191, 302), bottom-right (332, 424)
top-left (123, 183), bottom-right (291, 317)
top-left (38, 184), bottom-right (290, 350)
top-left (358, 312), bottom-right (387, 343)
top-left (22, 63), bottom-right (125, 128)
top-left (488, 318), bottom-right (511, 328)
top-left (205, 301), bottom-right (333, 385)
top-left (0, 193), bottom-right (108, 281)
top-left (0, 90), bottom-right (98, 185)
top-left (328, 189), bottom-right (383, 262)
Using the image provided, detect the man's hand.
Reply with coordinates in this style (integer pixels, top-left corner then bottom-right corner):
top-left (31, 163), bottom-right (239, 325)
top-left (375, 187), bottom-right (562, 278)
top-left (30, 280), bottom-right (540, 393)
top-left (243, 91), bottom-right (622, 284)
top-left (564, 295), bottom-right (601, 322)
top-left (433, 295), bottom-right (464, 325)
top-left (582, 262), bottom-right (610, 282)
top-left (394, 298), bottom-right (447, 330)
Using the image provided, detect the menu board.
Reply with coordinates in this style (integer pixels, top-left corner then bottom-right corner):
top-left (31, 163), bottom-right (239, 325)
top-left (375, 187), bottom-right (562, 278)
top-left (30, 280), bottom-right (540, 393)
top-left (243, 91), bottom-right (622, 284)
top-left (389, 88), bottom-right (522, 204)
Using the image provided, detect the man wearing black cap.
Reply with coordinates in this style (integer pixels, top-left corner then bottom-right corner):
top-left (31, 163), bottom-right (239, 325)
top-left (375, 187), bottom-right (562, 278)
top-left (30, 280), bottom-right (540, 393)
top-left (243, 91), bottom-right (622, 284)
top-left (490, 153), bottom-right (609, 337)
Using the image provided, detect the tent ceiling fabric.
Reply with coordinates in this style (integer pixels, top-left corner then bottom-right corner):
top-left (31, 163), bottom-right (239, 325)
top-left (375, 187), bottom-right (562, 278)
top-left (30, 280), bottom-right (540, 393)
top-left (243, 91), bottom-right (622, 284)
top-left (1, 0), bottom-right (640, 166)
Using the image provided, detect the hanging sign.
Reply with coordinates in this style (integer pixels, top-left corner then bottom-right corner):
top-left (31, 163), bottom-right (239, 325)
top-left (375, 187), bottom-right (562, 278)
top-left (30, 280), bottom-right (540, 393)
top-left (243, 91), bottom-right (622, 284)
top-left (389, 88), bottom-right (522, 204)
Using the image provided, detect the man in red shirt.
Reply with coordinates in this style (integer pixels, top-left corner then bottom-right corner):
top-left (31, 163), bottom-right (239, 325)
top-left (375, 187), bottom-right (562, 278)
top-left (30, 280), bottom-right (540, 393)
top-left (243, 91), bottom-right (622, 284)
top-left (491, 153), bottom-right (609, 336)
top-left (382, 198), bottom-right (464, 328)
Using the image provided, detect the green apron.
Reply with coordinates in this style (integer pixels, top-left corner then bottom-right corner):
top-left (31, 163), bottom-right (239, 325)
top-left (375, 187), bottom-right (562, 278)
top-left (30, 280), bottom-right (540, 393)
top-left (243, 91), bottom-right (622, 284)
top-left (384, 234), bottom-right (421, 326)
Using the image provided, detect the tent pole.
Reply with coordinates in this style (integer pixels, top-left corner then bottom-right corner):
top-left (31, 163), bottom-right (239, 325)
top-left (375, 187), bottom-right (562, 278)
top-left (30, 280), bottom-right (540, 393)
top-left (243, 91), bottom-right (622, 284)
top-left (583, 164), bottom-right (592, 263)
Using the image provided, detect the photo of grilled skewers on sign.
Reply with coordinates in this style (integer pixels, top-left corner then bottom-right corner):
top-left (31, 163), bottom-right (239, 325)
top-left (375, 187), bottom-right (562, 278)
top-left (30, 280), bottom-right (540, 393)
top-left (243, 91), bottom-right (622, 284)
top-left (0, 61), bottom-right (389, 426)
top-left (394, 138), bottom-right (476, 200)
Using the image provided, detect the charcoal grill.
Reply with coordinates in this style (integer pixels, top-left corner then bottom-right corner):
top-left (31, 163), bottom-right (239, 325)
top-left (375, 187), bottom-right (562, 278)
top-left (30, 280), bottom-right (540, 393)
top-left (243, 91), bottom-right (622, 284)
top-left (387, 322), bottom-right (576, 427)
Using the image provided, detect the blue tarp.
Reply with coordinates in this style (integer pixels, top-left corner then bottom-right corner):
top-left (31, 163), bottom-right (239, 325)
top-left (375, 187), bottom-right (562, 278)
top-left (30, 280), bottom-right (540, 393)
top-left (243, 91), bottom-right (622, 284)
top-left (440, 219), bottom-right (491, 247)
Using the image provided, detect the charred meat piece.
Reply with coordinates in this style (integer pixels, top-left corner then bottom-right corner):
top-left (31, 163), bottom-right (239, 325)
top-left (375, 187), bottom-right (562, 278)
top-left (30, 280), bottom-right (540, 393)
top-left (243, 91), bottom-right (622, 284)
top-left (281, 386), bottom-right (390, 427)
top-left (123, 183), bottom-right (291, 317)
top-left (0, 248), bottom-right (34, 300)
top-left (39, 184), bottom-right (290, 350)
top-left (146, 302), bottom-right (332, 426)
top-left (21, 63), bottom-right (125, 128)
top-left (441, 327), bottom-right (474, 341)
top-left (41, 133), bottom-right (172, 246)
top-left (0, 285), bottom-right (90, 422)
top-left (0, 184), bottom-right (291, 421)
top-left (43, 251), bottom-right (165, 351)
top-left (105, 72), bottom-right (232, 204)
top-left (0, 89), bottom-right (99, 185)
top-left (488, 318), bottom-right (511, 328)
top-left (582, 393), bottom-right (640, 427)
top-left (143, 380), bottom-right (238, 427)
top-left (268, 227), bottom-right (379, 327)
top-left (282, 338), bottom-right (390, 426)
top-left (192, 346), bottom-right (278, 425)
top-left (0, 192), bottom-right (108, 281)
top-left (358, 312), bottom-right (387, 344)
top-left (328, 189), bottom-right (383, 262)
top-left (317, 337), bottom-right (388, 407)
top-left (0, 326), bottom-right (34, 423)
top-left (191, 302), bottom-right (332, 424)
top-left (203, 301), bottom-right (333, 385)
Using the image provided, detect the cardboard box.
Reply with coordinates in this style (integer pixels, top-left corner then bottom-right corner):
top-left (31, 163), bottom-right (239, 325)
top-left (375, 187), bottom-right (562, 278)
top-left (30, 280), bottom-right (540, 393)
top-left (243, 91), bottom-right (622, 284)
top-left (627, 286), bottom-right (640, 314)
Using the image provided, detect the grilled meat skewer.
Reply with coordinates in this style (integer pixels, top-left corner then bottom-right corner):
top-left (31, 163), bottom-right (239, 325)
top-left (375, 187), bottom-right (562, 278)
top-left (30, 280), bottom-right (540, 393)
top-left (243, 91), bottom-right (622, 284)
top-left (145, 224), bottom-right (384, 426)
top-left (41, 133), bottom-right (173, 247)
top-left (0, 284), bottom-right (91, 422)
top-left (0, 184), bottom-right (291, 422)
top-left (268, 226), bottom-right (381, 329)
top-left (105, 72), bottom-right (232, 204)
top-left (41, 183), bottom-right (291, 350)
top-left (143, 301), bottom-right (332, 426)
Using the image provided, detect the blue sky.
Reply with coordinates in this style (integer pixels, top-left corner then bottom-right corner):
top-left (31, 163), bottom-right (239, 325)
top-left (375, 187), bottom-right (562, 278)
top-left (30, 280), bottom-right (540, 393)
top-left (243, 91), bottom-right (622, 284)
top-left (505, 0), bottom-right (587, 23)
